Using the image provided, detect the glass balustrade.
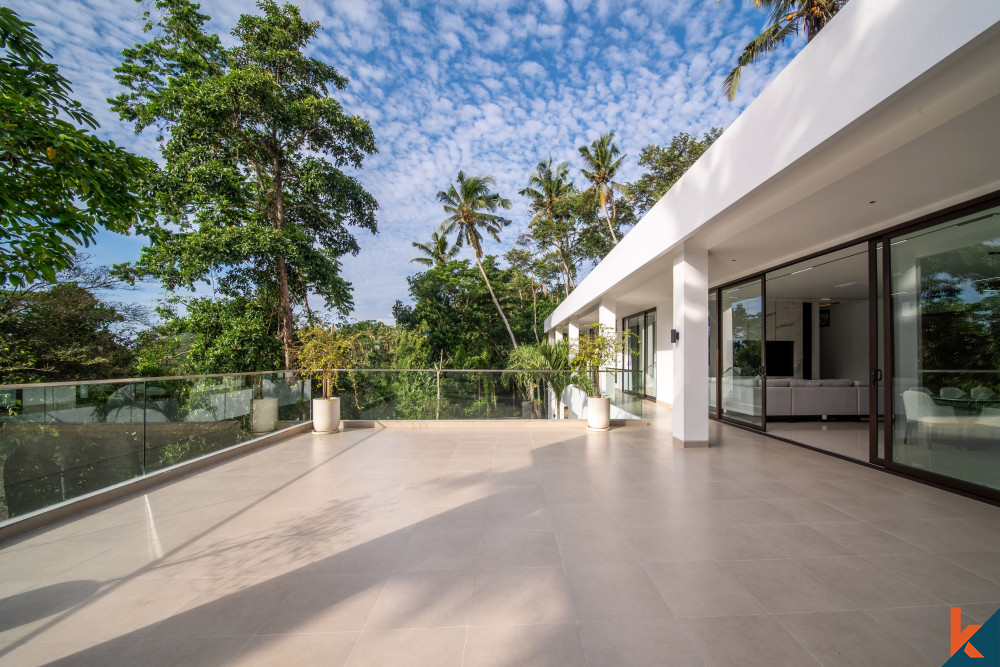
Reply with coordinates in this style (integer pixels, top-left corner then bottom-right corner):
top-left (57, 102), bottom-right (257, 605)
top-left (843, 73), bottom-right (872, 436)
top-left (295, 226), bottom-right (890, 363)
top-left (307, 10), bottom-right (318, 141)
top-left (0, 368), bottom-right (639, 523)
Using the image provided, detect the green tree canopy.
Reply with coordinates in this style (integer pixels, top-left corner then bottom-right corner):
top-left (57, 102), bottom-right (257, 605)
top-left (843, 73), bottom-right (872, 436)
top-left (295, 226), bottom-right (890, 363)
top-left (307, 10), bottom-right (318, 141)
top-left (0, 266), bottom-right (142, 384)
top-left (578, 131), bottom-right (627, 245)
top-left (628, 128), bottom-right (723, 217)
top-left (0, 8), bottom-right (154, 287)
top-left (437, 171), bottom-right (518, 348)
top-left (111, 0), bottom-right (378, 370)
top-left (723, 0), bottom-right (848, 100)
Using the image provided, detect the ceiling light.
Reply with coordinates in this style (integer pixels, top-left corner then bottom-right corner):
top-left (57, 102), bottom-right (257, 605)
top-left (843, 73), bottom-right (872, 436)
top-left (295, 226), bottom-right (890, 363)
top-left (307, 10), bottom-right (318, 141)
top-left (790, 267), bottom-right (814, 275)
top-left (833, 281), bottom-right (859, 288)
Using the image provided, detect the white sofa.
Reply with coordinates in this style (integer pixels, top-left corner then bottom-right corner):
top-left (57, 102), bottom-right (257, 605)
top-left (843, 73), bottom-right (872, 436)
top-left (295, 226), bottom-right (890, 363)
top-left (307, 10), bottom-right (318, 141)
top-left (766, 379), bottom-right (869, 417)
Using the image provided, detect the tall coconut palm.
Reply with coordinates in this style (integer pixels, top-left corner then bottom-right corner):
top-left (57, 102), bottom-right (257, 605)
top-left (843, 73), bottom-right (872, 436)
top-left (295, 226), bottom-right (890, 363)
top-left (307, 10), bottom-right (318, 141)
top-left (723, 0), bottom-right (849, 101)
top-left (578, 132), bottom-right (627, 245)
top-left (410, 230), bottom-right (459, 267)
top-left (438, 171), bottom-right (519, 348)
top-left (519, 158), bottom-right (576, 293)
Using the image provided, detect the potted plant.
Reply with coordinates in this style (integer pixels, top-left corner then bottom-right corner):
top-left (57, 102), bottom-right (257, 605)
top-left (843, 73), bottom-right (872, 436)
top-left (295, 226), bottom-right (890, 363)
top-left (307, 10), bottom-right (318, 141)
top-left (294, 323), bottom-right (361, 434)
top-left (569, 324), bottom-right (633, 431)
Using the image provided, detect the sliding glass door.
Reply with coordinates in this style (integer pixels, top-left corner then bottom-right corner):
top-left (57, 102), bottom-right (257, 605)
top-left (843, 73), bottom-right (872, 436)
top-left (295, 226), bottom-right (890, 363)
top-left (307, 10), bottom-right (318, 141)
top-left (623, 309), bottom-right (656, 399)
top-left (885, 205), bottom-right (1000, 492)
top-left (720, 278), bottom-right (765, 429)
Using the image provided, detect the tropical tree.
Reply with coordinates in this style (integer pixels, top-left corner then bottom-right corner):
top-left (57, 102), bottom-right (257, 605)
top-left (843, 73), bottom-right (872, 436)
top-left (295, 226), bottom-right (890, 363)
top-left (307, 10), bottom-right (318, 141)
top-left (520, 158), bottom-right (577, 292)
top-left (410, 230), bottom-right (460, 267)
top-left (723, 0), bottom-right (849, 101)
top-left (578, 132), bottom-right (627, 245)
top-left (0, 8), bottom-right (154, 287)
top-left (112, 0), bottom-right (378, 370)
top-left (629, 128), bottom-right (723, 216)
top-left (437, 171), bottom-right (518, 348)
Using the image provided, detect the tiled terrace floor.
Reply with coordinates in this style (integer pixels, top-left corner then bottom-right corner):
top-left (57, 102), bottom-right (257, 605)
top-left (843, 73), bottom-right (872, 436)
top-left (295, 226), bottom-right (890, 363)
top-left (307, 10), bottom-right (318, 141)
top-left (1, 411), bottom-right (999, 666)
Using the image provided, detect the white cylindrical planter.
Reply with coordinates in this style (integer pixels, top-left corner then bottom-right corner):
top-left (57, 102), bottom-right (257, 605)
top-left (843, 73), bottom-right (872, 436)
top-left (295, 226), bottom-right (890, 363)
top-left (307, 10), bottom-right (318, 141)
top-left (521, 401), bottom-right (534, 419)
top-left (586, 396), bottom-right (611, 431)
top-left (252, 397), bottom-right (279, 433)
top-left (312, 397), bottom-right (341, 434)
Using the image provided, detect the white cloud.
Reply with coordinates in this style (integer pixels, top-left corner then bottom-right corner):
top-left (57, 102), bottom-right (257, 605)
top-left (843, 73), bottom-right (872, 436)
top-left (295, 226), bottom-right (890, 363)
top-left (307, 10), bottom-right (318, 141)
top-left (16, 0), bottom-right (804, 323)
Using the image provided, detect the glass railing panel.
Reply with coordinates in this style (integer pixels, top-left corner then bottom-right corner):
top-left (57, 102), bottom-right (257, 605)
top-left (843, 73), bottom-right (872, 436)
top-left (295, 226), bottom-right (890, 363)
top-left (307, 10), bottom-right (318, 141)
top-left (0, 381), bottom-right (144, 520)
top-left (143, 374), bottom-right (254, 472)
top-left (318, 370), bottom-right (559, 421)
top-left (601, 370), bottom-right (643, 419)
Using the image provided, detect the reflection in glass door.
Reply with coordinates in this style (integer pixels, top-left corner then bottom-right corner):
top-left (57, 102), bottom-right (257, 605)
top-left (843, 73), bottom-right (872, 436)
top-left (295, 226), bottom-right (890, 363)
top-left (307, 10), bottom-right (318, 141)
top-left (623, 309), bottom-right (656, 399)
top-left (721, 279), bottom-right (765, 429)
top-left (709, 291), bottom-right (718, 415)
top-left (887, 206), bottom-right (1000, 493)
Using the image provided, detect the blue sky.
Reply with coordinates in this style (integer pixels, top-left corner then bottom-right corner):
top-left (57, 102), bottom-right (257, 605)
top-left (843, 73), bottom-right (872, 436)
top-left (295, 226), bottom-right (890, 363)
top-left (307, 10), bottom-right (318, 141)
top-left (14, 0), bottom-right (804, 323)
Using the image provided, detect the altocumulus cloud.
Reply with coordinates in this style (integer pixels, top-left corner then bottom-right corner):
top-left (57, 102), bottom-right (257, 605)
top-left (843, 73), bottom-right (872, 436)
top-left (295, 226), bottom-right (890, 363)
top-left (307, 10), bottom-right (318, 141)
top-left (15, 0), bottom-right (803, 323)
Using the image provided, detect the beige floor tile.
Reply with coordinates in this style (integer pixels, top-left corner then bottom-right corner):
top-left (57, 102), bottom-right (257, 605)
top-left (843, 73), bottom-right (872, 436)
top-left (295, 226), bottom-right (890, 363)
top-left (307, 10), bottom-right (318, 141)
top-left (749, 523), bottom-right (857, 558)
top-left (469, 567), bottom-right (575, 626)
top-left (234, 632), bottom-right (358, 666)
top-left (463, 624), bottom-right (588, 667)
top-left (397, 529), bottom-right (481, 571)
top-left (939, 550), bottom-right (1000, 584)
top-left (581, 617), bottom-right (705, 667)
top-left (678, 615), bottom-right (821, 667)
top-left (555, 528), bottom-right (640, 568)
top-left (797, 555), bottom-right (942, 608)
top-left (762, 497), bottom-right (856, 523)
top-left (818, 520), bottom-right (926, 555)
top-left (478, 530), bottom-right (561, 568)
top-left (366, 570), bottom-right (474, 629)
top-left (644, 561), bottom-right (767, 618)
top-left (721, 559), bottom-right (853, 613)
top-left (686, 524), bottom-right (784, 561)
top-left (863, 605), bottom-right (974, 664)
top-left (346, 628), bottom-right (466, 667)
top-left (144, 576), bottom-right (296, 639)
top-left (565, 564), bottom-right (671, 621)
top-left (870, 552), bottom-right (1000, 604)
top-left (774, 610), bottom-right (934, 667)
top-left (257, 573), bottom-right (386, 634)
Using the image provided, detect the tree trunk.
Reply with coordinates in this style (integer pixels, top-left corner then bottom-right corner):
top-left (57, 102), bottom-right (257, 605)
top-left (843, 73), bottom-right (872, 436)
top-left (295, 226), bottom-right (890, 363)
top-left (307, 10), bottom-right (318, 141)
top-left (474, 254), bottom-right (518, 349)
top-left (273, 159), bottom-right (296, 370)
top-left (601, 188), bottom-right (619, 244)
top-left (531, 278), bottom-right (539, 344)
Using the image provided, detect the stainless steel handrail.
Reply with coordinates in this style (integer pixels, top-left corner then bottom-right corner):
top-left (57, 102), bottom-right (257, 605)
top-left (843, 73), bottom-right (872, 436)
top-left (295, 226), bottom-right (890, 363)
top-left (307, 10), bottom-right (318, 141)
top-left (0, 368), bottom-right (573, 391)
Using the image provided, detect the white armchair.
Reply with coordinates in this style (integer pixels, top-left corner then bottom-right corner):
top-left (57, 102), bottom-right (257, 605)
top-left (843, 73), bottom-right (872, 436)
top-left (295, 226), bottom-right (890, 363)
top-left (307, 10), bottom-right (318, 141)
top-left (901, 390), bottom-right (960, 448)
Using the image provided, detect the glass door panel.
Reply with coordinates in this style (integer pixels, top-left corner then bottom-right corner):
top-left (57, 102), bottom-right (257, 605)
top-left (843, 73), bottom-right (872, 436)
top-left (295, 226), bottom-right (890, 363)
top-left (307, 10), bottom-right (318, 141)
top-left (644, 311), bottom-right (656, 398)
top-left (721, 279), bottom-right (764, 428)
top-left (709, 291), bottom-right (718, 415)
top-left (889, 207), bottom-right (1000, 492)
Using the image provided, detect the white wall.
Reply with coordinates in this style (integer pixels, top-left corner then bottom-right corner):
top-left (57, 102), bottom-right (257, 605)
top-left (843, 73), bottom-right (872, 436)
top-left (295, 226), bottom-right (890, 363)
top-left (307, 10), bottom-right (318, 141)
top-left (654, 296), bottom-right (674, 403)
top-left (819, 300), bottom-right (869, 382)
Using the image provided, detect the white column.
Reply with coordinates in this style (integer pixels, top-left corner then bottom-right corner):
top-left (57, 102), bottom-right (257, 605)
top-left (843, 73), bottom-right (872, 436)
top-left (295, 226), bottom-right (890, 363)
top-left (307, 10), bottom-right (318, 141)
top-left (672, 244), bottom-right (710, 447)
top-left (554, 329), bottom-right (564, 342)
top-left (598, 300), bottom-right (617, 396)
top-left (567, 322), bottom-right (579, 350)
top-left (654, 295), bottom-right (674, 404)
top-left (548, 329), bottom-right (555, 344)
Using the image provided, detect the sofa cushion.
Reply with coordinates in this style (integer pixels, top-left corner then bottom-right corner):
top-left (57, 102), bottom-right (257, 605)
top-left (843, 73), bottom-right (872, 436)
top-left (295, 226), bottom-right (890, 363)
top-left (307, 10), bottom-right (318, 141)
top-left (824, 379), bottom-right (854, 387)
top-left (789, 379), bottom-right (823, 387)
top-left (768, 378), bottom-right (790, 387)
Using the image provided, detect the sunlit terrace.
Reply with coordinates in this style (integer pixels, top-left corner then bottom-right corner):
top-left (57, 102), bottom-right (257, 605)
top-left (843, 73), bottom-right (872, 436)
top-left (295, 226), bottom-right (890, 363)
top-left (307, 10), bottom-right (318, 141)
top-left (1, 403), bottom-right (999, 666)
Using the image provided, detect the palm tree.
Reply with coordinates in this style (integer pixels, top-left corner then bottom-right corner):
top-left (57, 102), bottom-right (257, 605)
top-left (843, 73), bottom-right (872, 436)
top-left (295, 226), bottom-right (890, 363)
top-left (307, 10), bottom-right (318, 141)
top-left (723, 0), bottom-right (849, 101)
top-left (519, 158), bottom-right (576, 293)
top-left (410, 230), bottom-right (459, 267)
top-left (578, 132), bottom-right (627, 245)
top-left (438, 171), bottom-right (519, 348)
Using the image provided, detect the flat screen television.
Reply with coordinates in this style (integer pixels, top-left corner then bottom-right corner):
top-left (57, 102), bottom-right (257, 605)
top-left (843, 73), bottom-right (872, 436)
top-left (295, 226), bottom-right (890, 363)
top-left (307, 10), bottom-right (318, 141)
top-left (766, 340), bottom-right (795, 377)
